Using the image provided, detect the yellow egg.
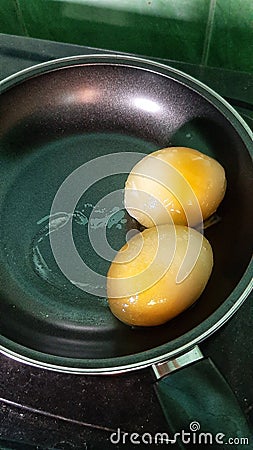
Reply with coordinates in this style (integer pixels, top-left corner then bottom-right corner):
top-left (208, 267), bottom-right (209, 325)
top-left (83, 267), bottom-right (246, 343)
top-left (124, 147), bottom-right (226, 228)
top-left (107, 225), bottom-right (213, 326)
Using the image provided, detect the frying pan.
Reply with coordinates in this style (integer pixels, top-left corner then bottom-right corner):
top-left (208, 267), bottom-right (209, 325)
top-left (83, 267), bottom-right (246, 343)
top-left (0, 55), bottom-right (252, 441)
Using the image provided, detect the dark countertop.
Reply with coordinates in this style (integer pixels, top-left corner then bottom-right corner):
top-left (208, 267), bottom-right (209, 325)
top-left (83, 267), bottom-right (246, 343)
top-left (0, 34), bottom-right (252, 450)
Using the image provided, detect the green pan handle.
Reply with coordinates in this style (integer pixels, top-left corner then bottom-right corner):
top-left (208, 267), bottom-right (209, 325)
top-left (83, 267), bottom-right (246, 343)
top-left (153, 346), bottom-right (252, 446)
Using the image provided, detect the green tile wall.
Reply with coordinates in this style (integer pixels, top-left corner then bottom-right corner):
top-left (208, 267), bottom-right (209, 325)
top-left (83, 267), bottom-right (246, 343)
top-left (16, 0), bottom-right (210, 64)
top-left (0, 0), bottom-right (27, 36)
top-left (1, 0), bottom-right (253, 73)
top-left (207, 0), bottom-right (253, 72)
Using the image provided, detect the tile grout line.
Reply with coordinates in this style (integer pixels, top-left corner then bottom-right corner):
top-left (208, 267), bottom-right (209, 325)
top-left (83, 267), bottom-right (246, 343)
top-left (201, 0), bottom-right (217, 67)
top-left (0, 397), bottom-right (117, 433)
top-left (14, 0), bottom-right (30, 37)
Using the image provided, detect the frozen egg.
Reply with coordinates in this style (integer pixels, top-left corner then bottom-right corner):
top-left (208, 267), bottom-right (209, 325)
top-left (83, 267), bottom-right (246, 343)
top-left (107, 224), bottom-right (213, 326)
top-left (124, 147), bottom-right (226, 227)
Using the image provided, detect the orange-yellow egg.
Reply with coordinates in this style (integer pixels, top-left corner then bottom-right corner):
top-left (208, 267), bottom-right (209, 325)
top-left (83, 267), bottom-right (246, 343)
top-left (107, 225), bottom-right (213, 326)
top-left (124, 147), bottom-right (226, 228)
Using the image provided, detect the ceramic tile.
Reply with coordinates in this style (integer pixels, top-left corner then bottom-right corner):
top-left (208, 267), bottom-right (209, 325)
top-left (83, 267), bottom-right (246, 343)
top-left (17, 0), bottom-right (210, 64)
top-left (207, 0), bottom-right (253, 72)
top-left (0, 0), bottom-right (27, 36)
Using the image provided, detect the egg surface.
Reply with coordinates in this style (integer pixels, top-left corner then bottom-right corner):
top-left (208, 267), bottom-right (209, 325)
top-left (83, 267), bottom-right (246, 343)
top-left (107, 224), bottom-right (213, 326)
top-left (124, 147), bottom-right (226, 227)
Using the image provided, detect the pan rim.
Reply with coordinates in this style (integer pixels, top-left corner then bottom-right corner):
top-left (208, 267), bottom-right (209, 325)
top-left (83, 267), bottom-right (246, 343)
top-left (0, 54), bottom-right (252, 374)
top-left (0, 267), bottom-right (252, 374)
top-left (1, 53), bottom-right (252, 141)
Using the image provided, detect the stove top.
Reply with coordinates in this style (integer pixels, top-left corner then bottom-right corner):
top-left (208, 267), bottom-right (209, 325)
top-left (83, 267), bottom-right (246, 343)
top-left (0, 34), bottom-right (252, 450)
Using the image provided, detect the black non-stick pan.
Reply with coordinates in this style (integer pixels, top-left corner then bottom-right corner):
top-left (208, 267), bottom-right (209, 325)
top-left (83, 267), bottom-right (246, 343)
top-left (0, 55), bottom-right (252, 441)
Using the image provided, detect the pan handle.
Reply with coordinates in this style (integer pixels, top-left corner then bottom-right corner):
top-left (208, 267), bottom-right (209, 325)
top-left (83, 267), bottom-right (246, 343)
top-left (153, 346), bottom-right (252, 446)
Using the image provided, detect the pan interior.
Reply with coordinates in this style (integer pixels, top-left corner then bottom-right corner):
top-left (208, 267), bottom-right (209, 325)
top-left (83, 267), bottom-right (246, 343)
top-left (0, 63), bottom-right (252, 360)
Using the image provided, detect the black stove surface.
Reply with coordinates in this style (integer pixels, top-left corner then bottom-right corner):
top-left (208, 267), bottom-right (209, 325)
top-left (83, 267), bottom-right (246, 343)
top-left (0, 34), bottom-right (252, 450)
